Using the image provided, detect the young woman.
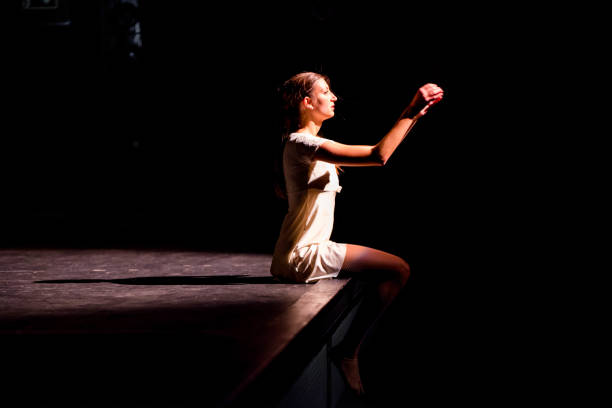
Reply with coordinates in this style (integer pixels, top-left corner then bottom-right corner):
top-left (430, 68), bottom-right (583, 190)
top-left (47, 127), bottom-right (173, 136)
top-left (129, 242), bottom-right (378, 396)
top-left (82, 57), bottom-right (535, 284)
top-left (271, 71), bottom-right (443, 396)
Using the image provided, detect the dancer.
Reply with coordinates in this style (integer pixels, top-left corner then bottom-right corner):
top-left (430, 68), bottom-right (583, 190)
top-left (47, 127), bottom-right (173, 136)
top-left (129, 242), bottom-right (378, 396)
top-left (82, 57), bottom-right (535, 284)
top-left (271, 71), bottom-right (443, 395)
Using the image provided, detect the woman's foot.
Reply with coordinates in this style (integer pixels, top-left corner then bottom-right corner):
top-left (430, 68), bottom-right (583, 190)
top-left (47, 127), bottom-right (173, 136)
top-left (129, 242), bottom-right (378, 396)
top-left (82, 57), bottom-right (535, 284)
top-left (331, 348), bottom-right (365, 396)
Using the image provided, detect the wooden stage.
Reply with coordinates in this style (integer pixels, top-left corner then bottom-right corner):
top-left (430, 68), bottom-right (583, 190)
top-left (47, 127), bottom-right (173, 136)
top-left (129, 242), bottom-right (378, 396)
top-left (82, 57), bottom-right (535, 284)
top-left (1, 248), bottom-right (368, 407)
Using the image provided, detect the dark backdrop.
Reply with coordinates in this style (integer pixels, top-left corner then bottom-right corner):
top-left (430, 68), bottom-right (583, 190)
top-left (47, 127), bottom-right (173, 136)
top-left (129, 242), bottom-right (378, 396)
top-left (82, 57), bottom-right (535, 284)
top-left (2, 1), bottom-right (486, 256)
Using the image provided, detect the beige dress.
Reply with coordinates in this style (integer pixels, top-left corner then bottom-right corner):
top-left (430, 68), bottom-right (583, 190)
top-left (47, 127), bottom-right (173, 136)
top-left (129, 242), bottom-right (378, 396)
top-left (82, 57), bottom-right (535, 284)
top-left (271, 132), bottom-right (347, 283)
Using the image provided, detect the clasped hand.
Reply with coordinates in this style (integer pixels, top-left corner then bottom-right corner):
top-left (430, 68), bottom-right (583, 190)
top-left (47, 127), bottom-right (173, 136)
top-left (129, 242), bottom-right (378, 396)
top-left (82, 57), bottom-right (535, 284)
top-left (403, 83), bottom-right (444, 119)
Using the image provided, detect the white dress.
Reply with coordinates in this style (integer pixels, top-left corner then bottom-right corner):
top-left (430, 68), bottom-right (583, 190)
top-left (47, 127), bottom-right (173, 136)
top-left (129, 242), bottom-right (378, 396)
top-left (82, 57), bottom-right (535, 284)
top-left (271, 132), bottom-right (347, 283)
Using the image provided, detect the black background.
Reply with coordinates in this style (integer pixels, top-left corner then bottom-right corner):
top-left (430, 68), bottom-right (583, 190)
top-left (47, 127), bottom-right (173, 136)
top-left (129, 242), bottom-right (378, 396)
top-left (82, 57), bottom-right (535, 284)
top-left (2, 1), bottom-right (491, 258)
top-left (2, 1), bottom-right (568, 404)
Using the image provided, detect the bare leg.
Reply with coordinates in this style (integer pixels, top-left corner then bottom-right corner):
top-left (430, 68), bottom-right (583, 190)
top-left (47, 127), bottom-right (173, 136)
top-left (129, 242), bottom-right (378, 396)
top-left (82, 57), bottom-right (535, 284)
top-left (332, 244), bottom-right (411, 395)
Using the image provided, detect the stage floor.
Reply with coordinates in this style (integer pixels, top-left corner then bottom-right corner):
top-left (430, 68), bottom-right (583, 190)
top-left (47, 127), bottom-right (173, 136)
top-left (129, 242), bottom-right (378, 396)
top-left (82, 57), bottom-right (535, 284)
top-left (0, 248), bottom-right (355, 407)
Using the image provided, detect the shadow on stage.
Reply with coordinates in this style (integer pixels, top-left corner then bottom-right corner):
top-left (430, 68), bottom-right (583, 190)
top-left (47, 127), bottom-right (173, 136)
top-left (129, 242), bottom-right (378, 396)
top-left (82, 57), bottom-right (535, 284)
top-left (35, 274), bottom-right (283, 285)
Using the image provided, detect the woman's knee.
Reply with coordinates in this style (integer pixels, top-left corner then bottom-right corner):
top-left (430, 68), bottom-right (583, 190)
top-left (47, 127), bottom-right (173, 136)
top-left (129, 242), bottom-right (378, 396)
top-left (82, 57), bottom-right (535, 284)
top-left (384, 253), bottom-right (410, 286)
top-left (396, 258), bottom-right (411, 286)
top-left (342, 244), bottom-right (410, 284)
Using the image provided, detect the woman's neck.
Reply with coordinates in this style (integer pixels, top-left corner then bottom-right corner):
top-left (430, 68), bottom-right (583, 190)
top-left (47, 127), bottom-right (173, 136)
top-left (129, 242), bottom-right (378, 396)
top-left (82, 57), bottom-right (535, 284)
top-left (296, 121), bottom-right (321, 137)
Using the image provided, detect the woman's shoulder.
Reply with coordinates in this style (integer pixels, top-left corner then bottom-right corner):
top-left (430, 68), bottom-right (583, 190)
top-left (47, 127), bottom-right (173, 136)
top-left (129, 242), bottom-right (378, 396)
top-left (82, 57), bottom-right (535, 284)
top-left (288, 132), bottom-right (330, 146)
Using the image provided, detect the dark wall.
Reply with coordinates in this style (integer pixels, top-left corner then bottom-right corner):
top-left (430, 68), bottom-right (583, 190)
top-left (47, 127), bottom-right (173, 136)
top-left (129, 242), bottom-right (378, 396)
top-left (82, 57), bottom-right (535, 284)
top-left (2, 1), bottom-right (484, 268)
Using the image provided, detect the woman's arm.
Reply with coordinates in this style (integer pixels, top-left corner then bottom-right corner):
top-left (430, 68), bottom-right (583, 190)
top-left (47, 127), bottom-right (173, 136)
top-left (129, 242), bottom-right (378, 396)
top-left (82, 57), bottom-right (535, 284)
top-left (314, 83), bottom-right (443, 167)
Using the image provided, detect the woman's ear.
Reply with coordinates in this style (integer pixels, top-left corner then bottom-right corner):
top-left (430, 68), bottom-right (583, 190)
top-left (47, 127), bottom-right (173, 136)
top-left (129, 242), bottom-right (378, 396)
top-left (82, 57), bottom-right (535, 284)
top-left (303, 96), bottom-right (313, 110)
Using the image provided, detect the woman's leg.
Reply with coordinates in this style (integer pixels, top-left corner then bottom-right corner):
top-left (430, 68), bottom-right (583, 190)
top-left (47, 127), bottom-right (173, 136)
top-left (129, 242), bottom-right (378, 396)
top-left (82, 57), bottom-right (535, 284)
top-left (337, 244), bottom-right (411, 357)
top-left (332, 244), bottom-right (411, 395)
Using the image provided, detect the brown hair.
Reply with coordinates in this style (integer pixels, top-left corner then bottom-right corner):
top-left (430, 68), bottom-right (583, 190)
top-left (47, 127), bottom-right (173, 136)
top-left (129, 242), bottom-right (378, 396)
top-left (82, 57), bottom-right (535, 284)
top-left (274, 72), bottom-right (333, 199)
top-left (279, 72), bottom-right (330, 141)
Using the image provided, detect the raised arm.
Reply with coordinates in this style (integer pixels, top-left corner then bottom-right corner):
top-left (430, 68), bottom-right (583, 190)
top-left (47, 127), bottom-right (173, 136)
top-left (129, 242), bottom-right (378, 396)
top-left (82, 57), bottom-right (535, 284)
top-left (314, 83), bottom-right (444, 166)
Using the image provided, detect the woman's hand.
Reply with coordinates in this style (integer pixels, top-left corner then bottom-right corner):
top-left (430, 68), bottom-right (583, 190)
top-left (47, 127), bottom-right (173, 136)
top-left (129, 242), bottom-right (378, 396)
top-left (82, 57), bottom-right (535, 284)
top-left (402, 83), bottom-right (444, 119)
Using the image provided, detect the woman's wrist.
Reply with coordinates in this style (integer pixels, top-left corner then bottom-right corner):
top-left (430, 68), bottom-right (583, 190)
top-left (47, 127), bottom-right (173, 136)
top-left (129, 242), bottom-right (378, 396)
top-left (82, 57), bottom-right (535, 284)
top-left (399, 105), bottom-right (421, 120)
top-left (398, 110), bottom-right (420, 122)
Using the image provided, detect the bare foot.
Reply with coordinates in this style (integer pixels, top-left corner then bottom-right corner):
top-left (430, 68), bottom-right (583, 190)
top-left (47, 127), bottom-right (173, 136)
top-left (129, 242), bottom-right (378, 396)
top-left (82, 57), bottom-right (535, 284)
top-left (336, 355), bottom-right (365, 396)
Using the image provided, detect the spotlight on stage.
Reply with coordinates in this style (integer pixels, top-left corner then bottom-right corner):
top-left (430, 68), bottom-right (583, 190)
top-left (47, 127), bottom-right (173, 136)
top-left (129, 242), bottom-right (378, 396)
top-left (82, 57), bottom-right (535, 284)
top-left (18, 0), bottom-right (144, 70)
top-left (21, 0), bottom-right (71, 27)
top-left (22, 0), bottom-right (58, 9)
top-left (105, 0), bottom-right (143, 66)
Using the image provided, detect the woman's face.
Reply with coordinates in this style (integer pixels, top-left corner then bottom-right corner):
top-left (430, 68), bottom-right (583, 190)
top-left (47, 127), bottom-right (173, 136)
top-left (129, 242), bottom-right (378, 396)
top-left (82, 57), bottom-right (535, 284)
top-left (306, 78), bottom-right (337, 120)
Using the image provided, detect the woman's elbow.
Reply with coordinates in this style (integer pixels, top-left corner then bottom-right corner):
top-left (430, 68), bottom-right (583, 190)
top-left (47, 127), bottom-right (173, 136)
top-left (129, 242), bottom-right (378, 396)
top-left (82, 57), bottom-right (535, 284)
top-left (371, 147), bottom-right (388, 166)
